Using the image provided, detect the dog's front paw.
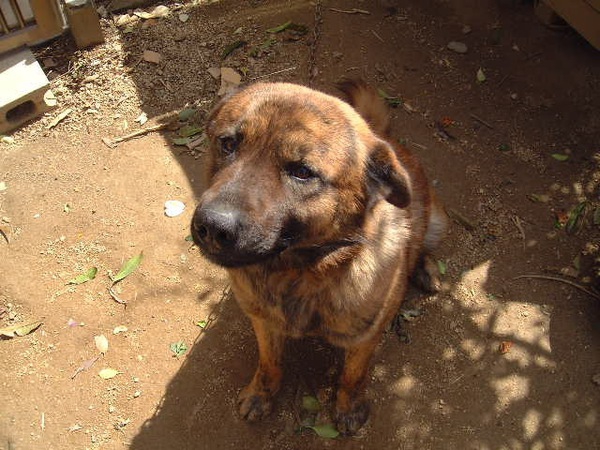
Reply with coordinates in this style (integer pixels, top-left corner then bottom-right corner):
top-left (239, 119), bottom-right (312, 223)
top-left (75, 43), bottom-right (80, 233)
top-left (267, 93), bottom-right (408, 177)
top-left (335, 399), bottom-right (370, 436)
top-left (238, 385), bottom-right (273, 422)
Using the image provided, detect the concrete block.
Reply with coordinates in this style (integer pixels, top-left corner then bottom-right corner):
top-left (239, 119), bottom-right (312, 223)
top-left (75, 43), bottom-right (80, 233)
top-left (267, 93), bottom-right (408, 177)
top-left (0, 47), bottom-right (55, 134)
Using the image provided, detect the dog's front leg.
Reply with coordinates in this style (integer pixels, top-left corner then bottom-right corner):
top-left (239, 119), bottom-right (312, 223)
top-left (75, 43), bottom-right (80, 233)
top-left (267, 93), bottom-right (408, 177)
top-left (238, 316), bottom-right (285, 421)
top-left (335, 336), bottom-right (380, 435)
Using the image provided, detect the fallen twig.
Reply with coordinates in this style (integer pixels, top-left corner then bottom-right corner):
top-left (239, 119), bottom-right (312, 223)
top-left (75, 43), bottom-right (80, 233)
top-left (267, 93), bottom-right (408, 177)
top-left (47, 108), bottom-right (73, 129)
top-left (329, 8), bottom-right (371, 15)
top-left (108, 286), bottom-right (127, 305)
top-left (513, 274), bottom-right (600, 301)
top-left (71, 355), bottom-right (100, 379)
top-left (0, 228), bottom-right (8, 244)
top-left (408, 140), bottom-right (428, 151)
top-left (250, 66), bottom-right (296, 81)
top-left (470, 113), bottom-right (494, 130)
top-left (102, 114), bottom-right (176, 148)
top-left (446, 208), bottom-right (477, 231)
top-left (371, 30), bottom-right (385, 43)
top-left (511, 215), bottom-right (525, 247)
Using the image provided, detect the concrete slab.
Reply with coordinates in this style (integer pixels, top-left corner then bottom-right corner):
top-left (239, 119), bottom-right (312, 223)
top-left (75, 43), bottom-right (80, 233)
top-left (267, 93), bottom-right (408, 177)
top-left (0, 46), bottom-right (55, 133)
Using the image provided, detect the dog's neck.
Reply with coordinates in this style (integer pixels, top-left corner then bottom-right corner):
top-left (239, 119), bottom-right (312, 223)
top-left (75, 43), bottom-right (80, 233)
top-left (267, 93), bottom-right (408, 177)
top-left (268, 237), bottom-right (366, 272)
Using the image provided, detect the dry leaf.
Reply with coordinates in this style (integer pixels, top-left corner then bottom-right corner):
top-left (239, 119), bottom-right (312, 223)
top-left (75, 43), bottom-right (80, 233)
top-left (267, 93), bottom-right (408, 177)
top-left (0, 321), bottom-right (43, 338)
top-left (499, 341), bottom-right (513, 354)
top-left (47, 109), bottom-right (73, 129)
top-left (98, 368), bottom-right (120, 379)
top-left (113, 325), bottom-right (128, 335)
top-left (94, 334), bottom-right (109, 354)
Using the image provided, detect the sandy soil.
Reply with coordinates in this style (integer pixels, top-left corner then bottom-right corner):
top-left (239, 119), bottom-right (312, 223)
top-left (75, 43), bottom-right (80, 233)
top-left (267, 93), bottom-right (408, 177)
top-left (1, 1), bottom-right (599, 449)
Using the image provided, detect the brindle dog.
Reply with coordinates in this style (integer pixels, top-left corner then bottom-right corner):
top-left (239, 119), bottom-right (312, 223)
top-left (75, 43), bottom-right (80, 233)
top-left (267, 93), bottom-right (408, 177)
top-left (191, 80), bottom-right (446, 435)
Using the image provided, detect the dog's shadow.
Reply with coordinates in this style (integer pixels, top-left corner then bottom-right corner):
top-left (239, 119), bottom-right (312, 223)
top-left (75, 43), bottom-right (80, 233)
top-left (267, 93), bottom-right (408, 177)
top-left (129, 284), bottom-right (423, 449)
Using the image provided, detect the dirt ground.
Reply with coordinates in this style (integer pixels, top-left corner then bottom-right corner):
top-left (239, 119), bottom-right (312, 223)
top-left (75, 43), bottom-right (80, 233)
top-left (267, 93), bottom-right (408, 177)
top-left (1, 0), bottom-right (599, 449)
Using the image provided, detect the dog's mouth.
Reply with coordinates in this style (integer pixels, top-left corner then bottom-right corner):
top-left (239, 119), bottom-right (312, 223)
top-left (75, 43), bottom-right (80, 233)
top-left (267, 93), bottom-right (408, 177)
top-left (190, 218), bottom-right (291, 268)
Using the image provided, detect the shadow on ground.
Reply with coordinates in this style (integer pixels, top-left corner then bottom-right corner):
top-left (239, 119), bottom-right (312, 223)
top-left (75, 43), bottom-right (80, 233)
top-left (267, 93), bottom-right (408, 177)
top-left (87, 0), bottom-right (600, 448)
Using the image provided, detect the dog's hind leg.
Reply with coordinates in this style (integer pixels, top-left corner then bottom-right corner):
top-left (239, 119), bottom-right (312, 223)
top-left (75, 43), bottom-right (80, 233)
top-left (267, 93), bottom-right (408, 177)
top-left (238, 317), bottom-right (285, 421)
top-left (412, 192), bottom-right (447, 293)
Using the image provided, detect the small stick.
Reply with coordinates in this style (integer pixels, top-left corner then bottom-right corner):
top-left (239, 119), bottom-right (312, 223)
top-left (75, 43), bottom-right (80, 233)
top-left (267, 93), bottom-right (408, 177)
top-left (108, 286), bottom-right (127, 305)
top-left (0, 228), bottom-right (8, 244)
top-left (329, 8), bottom-right (371, 15)
top-left (250, 66), bottom-right (296, 81)
top-left (408, 140), bottom-right (428, 151)
top-left (470, 113), bottom-right (494, 129)
top-left (71, 355), bottom-right (100, 379)
top-left (371, 30), bottom-right (385, 43)
top-left (497, 74), bottom-right (508, 87)
top-left (102, 121), bottom-right (173, 148)
top-left (513, 274), bottom-right (600, 301)
top-left (446, 208), bottom-right (476, 231)
top-left (115, 94), bottom-right (130, 107)
top-left (511, 215), bottom-right (525, 246)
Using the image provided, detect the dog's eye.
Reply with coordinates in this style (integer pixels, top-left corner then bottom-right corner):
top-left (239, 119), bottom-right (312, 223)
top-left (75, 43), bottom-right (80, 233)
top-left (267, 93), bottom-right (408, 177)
top-left (219, 136), bottom-right (239, 155)
top-left (286, 163), bottom-right (317, 181)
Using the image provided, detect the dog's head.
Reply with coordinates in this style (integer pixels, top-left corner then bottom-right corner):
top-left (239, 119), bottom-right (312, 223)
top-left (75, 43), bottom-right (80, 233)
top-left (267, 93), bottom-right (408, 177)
top-left (191, 82), bottom-right (411, 267)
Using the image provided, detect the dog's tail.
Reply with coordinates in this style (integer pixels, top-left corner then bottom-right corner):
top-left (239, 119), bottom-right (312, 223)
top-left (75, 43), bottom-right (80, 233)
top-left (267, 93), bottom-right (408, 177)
top-left (336, 79), bottom-right (391, 139)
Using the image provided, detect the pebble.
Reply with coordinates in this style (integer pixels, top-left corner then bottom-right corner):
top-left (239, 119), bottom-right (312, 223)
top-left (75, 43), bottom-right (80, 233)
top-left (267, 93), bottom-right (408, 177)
top-left (143, 50), bottom-right (162, 64)
top-left (207, 67), bottom-right (221, 80)
top-left (164, 200), bottom-right (185, 217)
top-left (447, 41), bottom-right (468, 54)
top-left (178, 13), bottom-right (189, 23)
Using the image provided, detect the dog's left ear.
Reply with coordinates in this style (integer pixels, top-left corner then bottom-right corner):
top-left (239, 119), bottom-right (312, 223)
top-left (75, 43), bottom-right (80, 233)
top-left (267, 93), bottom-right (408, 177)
top-left (366, 140), bottom-right (412, 208)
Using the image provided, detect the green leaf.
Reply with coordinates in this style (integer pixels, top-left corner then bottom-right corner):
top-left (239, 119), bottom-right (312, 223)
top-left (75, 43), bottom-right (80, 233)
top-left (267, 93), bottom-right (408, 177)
top-left (377, 88), bottom-right (392, 99)
top-left (196, 320), bottom-right (207, 329)
top-left (551, 153), bottom-right (569, 161)
top-left (497, 143), bottom-right (511, 152)
top-left (593, 208), bottom-right (600, 226)
top-left (476, 68), bottom-right (486, 83)
top-left (172, 137), bottom-right (193, 146)
top-left (185, 235), bottom-right (194, 242)
top-left (377, 88), bottom-right (402, 107)
top-left (526, 193), bottom-right (550, 204)
top-left (222, 40), bottom-right (247, 58)
top-left (301, 395), bottom-right (321, 412)
top-left (0, 321), bottom-right (43, 338)
top-left (437, 260), bottom-right (447, 275)
top-left (309, 423), bottom-right (339, 439)
top-left (112, 252), bottom-right (143, 283)
top-left (266, 20), bottom-right (292, 33)
top-left (178, 108), bottom-right (197, 121)
top-left (68, 267), bottom-right (98, 285)
top-left (170, 341), bottom-right (188, 357)
top-left (249, 37), bottom-right (277, 57)
top-left (178, 125), bottom-right (203, 138)
top-left (566, 202), bottom-right (588, 234)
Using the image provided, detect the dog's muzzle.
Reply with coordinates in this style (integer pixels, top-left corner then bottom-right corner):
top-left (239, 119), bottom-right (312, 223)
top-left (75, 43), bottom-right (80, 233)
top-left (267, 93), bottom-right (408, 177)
top-left (191, 201), bottom-right (281, 267)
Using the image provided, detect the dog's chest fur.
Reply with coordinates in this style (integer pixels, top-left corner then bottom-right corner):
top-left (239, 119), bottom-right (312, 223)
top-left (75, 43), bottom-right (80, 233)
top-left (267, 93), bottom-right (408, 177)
top-left (229, 207), bottom-right (413, 348)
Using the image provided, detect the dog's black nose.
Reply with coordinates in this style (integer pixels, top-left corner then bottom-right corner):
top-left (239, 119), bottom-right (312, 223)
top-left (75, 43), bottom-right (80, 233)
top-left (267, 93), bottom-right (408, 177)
top-left (192, 203), bottom-right (241, 250)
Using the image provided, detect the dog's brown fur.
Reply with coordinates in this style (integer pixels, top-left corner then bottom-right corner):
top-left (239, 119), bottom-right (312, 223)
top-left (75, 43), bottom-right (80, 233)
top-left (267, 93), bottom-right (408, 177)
top-left (191, 80), bottom-right (446, 434)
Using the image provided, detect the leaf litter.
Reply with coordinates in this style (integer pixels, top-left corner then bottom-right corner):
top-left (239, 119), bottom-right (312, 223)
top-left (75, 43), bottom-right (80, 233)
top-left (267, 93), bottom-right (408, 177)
top-left (0, 321), bottom-right (43, 338)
